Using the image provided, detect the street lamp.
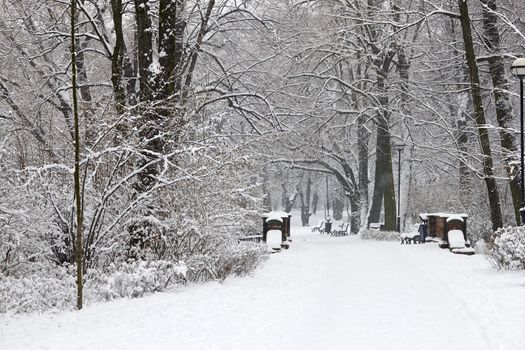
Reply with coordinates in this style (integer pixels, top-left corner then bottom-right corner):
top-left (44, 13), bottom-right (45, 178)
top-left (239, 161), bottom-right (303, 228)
top-left (511, 58), bottom-right (525, 225)
top-left (395, 143), bottom-right (405, 233)
top-left (325, 173), bottom-right (330, 219)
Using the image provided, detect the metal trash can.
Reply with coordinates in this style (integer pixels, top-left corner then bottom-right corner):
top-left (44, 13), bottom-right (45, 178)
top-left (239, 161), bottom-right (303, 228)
top-left (324, 220), bottom-right (332, 234)
top-left (418, 223), bottom-right (427, 243)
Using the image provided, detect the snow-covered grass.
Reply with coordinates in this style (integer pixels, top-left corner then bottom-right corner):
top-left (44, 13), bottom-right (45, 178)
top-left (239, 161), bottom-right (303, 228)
top-left (1, 215), bottom-right (524, 349)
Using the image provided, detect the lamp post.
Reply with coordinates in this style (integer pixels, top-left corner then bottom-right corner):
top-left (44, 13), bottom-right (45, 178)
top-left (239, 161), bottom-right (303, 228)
top-left (395, 143), bottom-right (405, 233)
top-left (511, 58), bottom-right (525, 225)
top-left (325, 173), bottom-right (330, 219)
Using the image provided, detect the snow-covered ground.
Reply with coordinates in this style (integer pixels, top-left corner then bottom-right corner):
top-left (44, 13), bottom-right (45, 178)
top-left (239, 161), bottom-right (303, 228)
top-left (1, 216), bottom-right (524, 350)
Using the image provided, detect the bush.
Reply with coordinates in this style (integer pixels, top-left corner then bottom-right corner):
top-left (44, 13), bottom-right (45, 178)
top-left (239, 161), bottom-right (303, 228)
top-left (0, 241), bottom-right (268, 314)
top-left (358, 229), bottom-right (399, 241)
top-left (0, 123), bottom-right (269, 314)
top-left (86, 260), bottom-right (188, 301)
top-left (0, 268), bottom-right (76, 315)
top-left (186, 242), bottom-right (268, 282)
top-left (0, 261), bottom-right (187, 314)
top-left (488, 226), bottom-right (525, 270)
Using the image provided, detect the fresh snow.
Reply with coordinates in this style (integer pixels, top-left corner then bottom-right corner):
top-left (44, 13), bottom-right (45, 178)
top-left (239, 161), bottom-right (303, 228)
top-left (1, 215), bottom-right (524, 350)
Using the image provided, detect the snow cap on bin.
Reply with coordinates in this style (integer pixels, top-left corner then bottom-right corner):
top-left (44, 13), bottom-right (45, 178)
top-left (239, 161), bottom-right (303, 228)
top-left (265, 212), bottom-right (283, 223)
top-left (446, 214), bottom-right (464, 223)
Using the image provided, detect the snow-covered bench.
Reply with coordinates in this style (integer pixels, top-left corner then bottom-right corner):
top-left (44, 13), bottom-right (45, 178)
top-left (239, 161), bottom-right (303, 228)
top-left (400, 232), bottom-right (421, 244)
top-left (369, 222), bottom-right (383, 231)
top-left (238, 235), bottom-right (263, 243)
top-left (311, 220), bottom-right (325, 233)
top-left (332, 223), bottom-right (350, 236)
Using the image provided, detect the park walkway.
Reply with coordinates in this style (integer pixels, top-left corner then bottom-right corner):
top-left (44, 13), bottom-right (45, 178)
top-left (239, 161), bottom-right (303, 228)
top-left (1, 220), bottom-right (524, 350)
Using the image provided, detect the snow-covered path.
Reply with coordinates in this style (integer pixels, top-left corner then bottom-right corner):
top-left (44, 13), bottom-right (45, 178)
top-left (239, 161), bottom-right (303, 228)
top-left (1, 224), bottom-right (524, 350)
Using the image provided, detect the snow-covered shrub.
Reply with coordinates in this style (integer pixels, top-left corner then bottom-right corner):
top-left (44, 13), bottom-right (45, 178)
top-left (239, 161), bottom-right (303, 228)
top-left (0, 260), bottom-right (188, 314)
top-left (186, 242), bottom-right (268, 282)
top-left (0, 268), bottom-right (76, 314)
top-left (488, 226), bottom-right (525, 270)
top-left (0, 172), bottom-right (65, 277)
top-left (0, 100), bottom-right (271, 314)
top-left (358, 229), bottom-right (399, 241)
top-left (85, 260), bottom-right (188, 300)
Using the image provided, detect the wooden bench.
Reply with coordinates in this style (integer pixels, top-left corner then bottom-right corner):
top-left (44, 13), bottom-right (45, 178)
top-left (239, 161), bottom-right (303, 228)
top-left (332, 223), bottom-right (350, 236)
top-left (311, 220), bottom-right (325, 233)
top-left (369, 222), bottom-right (383, 231)
top-left (400, 232), bottom-right (421, 244)
top-left (238, 235), bottom-right (263, 243)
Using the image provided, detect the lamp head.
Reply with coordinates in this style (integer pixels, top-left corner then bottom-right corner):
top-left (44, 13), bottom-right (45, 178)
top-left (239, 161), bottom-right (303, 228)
top-left (395, 143), bottom-right (406, 152)
top-left (511, 58), bottom-right (525, 78)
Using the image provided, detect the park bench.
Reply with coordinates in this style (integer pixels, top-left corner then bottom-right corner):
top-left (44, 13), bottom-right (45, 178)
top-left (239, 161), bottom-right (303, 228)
top-left (331, 222), bottom-right (350, 236)
top-left (311, 220), bottom-right (325, 233)
top-left (400, 232), bottom-right (421, 244)
top-left (369, 222), bottom-right (383, 231)
top-left (238, 235), bottom-right (263, 243)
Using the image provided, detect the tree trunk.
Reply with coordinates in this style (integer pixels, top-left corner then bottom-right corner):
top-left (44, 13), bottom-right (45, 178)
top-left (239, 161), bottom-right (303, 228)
top-left (362, 0), bottom-right (396, 230)
top-left (327, 152), bottom-right (361, 233)
top-left (71, 0), bottom-right (84, 310)
top-left (110, 0), bottom-right (127, 114)
top-left (480, 0), bottom-right (520, 225)
top-left (458, 0), bottom-right (503, 231)
top-left (333, 192), bottom-right (344, 221)
top-left (300, 177), bottom-right (312, 226)
top-left (262, 171), bottom-right (272, 212)
top-left (368, 61), bottom-right (396, 231)
top-left (158, 0), bottom-right (186, 98)
top-left (349, 191), bottom-right (360, 234)
top-left (73, 22), bottom-right (95, 146)
top-left (281, 180), bottom-right (298, 213)
top-left (445, 13), bottom-right (474, 208)
top-left (456, 107), bottom-right (472, 206)
top-left (134, 0), bottom-right (153, 102)
top-left (355, 53), bottom-right (370, 230)
top-left (312, 191), bottom-right (318, 214)
top-left (305, 177), bottom-right (312, 225)
top-left (132, 0), bottom-right (169, 193)
top-left (396, 41), bottom-right (412, 232)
